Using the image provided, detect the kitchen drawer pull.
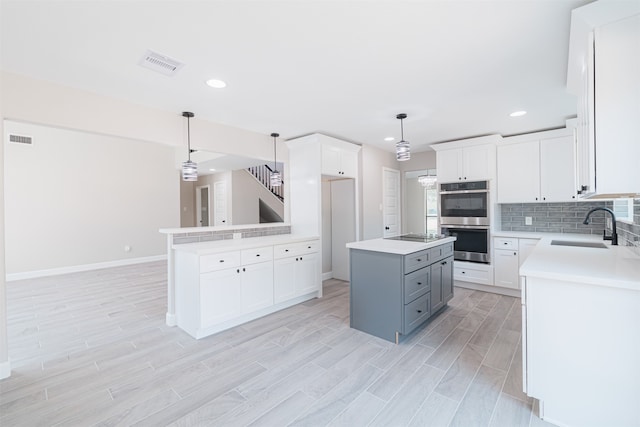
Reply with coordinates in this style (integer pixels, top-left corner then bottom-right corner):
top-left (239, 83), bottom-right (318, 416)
top-left (256, 254), bottom-right (260, 257)
top-left (417, 310), bottom-right (422, 314)
top-left (219, 260), bottom-right (224, 263)
top-left (285, 249), bottom-right (289, 252)
top-left (417, 282), bottom-right (422, 285)
top-left (416, 258), bottom-right (422, 262)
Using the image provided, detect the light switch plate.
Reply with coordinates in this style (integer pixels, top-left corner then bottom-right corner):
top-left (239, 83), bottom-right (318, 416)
top-left (525, 216), bottom-right (533, 226)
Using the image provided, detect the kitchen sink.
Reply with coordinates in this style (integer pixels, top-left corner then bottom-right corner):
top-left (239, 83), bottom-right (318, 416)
top-left (550, 240), bottom-right (608, 249)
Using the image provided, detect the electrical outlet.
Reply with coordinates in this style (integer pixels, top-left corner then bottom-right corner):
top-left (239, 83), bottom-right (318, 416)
top-left (525, 216), bottom-right (533, 226)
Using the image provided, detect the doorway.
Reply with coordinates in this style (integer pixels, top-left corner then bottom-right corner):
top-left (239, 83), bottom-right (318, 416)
top-left (196, 185), bottom-right (210, 227)
top-left (382, 167), bottom-right (400, 237)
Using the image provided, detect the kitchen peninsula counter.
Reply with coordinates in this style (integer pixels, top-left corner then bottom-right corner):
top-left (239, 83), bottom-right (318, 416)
top-left (520, 237), bottom-right (639, 427)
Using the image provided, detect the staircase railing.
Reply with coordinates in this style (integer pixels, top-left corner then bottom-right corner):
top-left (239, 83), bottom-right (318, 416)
top-left (247, 164), bottom-right (284, 202)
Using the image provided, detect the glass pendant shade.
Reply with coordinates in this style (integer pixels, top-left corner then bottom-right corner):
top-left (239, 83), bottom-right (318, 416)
top-left (395, 113), bottom-right (411, 161)
top-left (182, 160), bottom-right (198, 181)
top-left (270, 170), bottom-right (282, 187)
top-left (418, 174), bottom-right (437, 188)
top-left (396, 140), bottom-right (410, 161)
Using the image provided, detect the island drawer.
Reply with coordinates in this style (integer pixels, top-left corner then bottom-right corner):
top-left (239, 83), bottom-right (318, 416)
top-left (404, 293), bottom-right (431, 334)
top-left (404, 250), bottom-right (430, 273)
top-left (241, 246), bottom-right (273, 265)
top-left (404, 268), bottom-right (431, 303)
top-left (200, 251), bottom-right (241, 273)
top-left (429, 243), bottom-right (454, 261)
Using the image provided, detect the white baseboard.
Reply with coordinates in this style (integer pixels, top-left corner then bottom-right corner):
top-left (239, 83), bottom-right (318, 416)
top-left (0, 359), bottom-right (11, 379)
top-left (6, 255), bottom-right (167, 282)
top-left (454, 280), bottom-right (521, 298)
top-left (322, 271), bottom-right (333, 281)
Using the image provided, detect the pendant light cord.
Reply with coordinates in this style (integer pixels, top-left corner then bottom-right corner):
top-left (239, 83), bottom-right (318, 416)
top-left (187, 116), bottom-right (191, 162)
top-left (400, 118), bottom-right (404, 141)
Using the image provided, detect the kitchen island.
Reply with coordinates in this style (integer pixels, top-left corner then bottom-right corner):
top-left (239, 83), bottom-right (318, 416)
top-left (520, 237), bottom-right (640, 427)
top-left (346, 236), bottom-right (456, 343)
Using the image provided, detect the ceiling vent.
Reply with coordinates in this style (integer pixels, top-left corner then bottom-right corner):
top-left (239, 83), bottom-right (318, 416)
top-left (9, 134), bottom-right (33, 145)
top-left (138, 50), bottom-right (184, 76)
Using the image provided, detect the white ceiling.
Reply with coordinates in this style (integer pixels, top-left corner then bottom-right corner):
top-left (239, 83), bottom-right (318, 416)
top-left (0, 0), bottom-right (593, 153)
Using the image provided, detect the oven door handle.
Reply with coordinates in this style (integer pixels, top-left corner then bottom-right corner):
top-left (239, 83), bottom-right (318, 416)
top-left (440, 225), bottom-right (490, 229)
top-left (440, 189), bottom-right (489, 195)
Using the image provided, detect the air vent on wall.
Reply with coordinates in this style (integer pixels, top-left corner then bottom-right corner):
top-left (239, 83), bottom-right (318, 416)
top-left (138, 50), bottom-right (184, 76)
top-left (9, 134), bottom-right (33, 145)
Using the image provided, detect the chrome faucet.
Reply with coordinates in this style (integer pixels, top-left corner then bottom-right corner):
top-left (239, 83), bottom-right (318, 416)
top-left (583, 207), bottom-right (618, 245)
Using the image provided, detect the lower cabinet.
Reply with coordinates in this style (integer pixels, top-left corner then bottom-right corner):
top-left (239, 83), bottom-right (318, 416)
top-left (175, 239), bottom-right (320, 339)
top-left (350, 242), bottom-right (454, 343)
top-left (493, 237), bottom-right (540, 290)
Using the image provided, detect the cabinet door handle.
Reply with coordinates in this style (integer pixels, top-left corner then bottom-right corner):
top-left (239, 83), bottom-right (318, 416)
top-left (256, 254), bottom-right (260, 257)
top-left (237, 269), bottom-right (240, 273)
top-left (503, 242), bottom-right (508, 245)
top-left (243, 267), bottom-right (246, 272)
top-left (514, 252), bottom-right (517, 256)
top-left (416, 258), bottom-right (422, 262)
top-left (442, 261), bottom-right (447, 265)
top-left (285, 249), bottom-right (289, 252)
top-left (461, 271), bottom-right (466, 274)
top-left (219, 260), bottom-right (225, 263)
top-left (300, 256), bottom-right (303, 260)
top-left (417, 310), bottom-right (423, 314)
top-left (417, 282), bottom-right (422, 285)
top-left (307, 246), bottom-right (311, 249)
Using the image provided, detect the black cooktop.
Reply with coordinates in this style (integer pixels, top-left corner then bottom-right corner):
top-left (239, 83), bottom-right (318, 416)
top-left (385, 234), bottom-right (443, 243)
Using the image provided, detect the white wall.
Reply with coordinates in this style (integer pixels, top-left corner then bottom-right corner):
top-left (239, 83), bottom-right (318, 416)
top-left (4, 121), bottom-right (179, 275)
top-left (360, 144), bottom-right (397, 240)
top-left (0, 117), bottom-right (8, 378)
top-left (180, 176), bottom-right (197, 227)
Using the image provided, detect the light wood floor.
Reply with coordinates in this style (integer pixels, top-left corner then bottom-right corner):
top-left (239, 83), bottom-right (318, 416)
top-left (0, 261), bottom-right (554, 426)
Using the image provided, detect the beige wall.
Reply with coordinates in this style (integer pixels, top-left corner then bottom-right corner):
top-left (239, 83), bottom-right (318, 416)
top-left (231, 169), bottom-right (284, 225)
top-left (4, 121), bottom-right (179, 275)
top-left (179, 176), bottom-right (197, 227)
top-left (360, 144), bottom-right (397, 240)
top-left (0, 116), bottom-right (8, 378)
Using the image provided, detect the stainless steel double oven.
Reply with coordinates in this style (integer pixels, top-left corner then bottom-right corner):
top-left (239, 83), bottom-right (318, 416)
top-left (439, 181), bottom-right (490, 263)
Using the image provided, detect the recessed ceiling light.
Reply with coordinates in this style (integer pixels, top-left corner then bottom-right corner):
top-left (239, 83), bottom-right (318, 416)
top-left (384, 136), bottom-right (395, 141)
top-left (206, 79), bottom-right (227, 89)
top-left (510, 110), bottom-right (527, 117)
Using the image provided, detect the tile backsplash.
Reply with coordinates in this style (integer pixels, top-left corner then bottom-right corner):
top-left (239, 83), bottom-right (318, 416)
top-left (501, 200), bottom-right (640, 251)
top-left (172, 225), bottom-right (291, 245)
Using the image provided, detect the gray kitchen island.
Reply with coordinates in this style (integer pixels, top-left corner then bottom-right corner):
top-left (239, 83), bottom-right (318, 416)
top-left (346, 236), bottom-right (456, 343)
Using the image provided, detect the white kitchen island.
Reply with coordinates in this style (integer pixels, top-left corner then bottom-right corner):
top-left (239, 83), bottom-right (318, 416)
top-left (173, 234), bottom-right (320, 339)
top-left (520, 237), bottom-right (640, 427)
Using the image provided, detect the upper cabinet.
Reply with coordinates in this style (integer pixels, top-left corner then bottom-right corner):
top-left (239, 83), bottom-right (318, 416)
top-left (567, 2), bottom-right (640, 198)
top-left (497, 129), bottom-right (577, 204)
top-left (321, 141), bottom-right (359, 178)
top-left (432, 135), bottom-right (500, 184)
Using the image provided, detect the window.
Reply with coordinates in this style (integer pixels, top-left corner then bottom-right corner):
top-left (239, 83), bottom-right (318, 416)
top-left (613, 198), bottom-right (634, 223)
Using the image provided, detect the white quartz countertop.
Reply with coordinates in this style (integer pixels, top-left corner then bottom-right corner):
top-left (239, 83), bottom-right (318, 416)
top-left (520, 236), bottom-right (640, 291)
top-left (346, 236), bottom-right (456, 255)
top-left (173, 234), bottom-right (318, 255)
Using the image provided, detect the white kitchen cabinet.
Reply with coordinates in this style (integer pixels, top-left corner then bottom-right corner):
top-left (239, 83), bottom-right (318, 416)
top-left (240, 262), bottom-right (274, 313)
top-left (321, 143), bottom-right (358, 178)
top-left (568, 4), bottom-right (640, 198)
top-left (434, 141), bottom-right (497, 183)
top-left (454, 261), bottom-right (493, 286)
top-left (497, 130), bottom-right (576, 203)
top-left (200, 267), bottom-right (242, 326)
top-left (273, 240), bottom-right (320, 303)
top-left (493, 237), bottom-right (539, 290)
top-left (175, 238), bottom-right (319, 339)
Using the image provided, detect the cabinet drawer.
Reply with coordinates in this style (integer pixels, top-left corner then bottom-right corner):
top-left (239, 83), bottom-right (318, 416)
top-left (404, 268), bottom-right (430, 303)
top-left (429, 243), bottom-right (453, 262)
top-left (404, 293), bottom-right (431, 334)
top-left (454, 265), bottom-right (492, 285)
top-left (200, 251), bottom-right (241, 273)
top-left (274, 240), bottom-right (319, 259)
top-left (494, 237), bottom-right (518, 250)
top-left (404, 250), bottom-right (430, 273)
top-left (241, 246), bottom-right (273, 265)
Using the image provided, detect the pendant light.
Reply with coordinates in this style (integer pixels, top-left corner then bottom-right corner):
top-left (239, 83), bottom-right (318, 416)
top-left (270, 132), bottom-right (282, 187)
top-left (395, 113), bottom-right (410, 161)
top-left (181, 111), bottom-right (197, 181)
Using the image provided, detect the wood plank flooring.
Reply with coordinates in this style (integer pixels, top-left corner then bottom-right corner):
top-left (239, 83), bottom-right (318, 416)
top-left (0, 261), bottom-right (554, 426)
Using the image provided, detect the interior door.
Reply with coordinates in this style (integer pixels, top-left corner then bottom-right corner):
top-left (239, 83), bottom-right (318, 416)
top-left (382, 167), bottom-right (400, 237)
top-left (196, 185), bottom-right (210, 227)
top-left (213, 180), bottom-right (228, 226)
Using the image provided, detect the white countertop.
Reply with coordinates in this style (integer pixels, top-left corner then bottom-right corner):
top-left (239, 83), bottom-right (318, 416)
top-left (346, 236), bottom-right (456, 255)
top-left (173, 234), bottom-right (318, 255)
top-left (520, 236), bottom-right (640, 291)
